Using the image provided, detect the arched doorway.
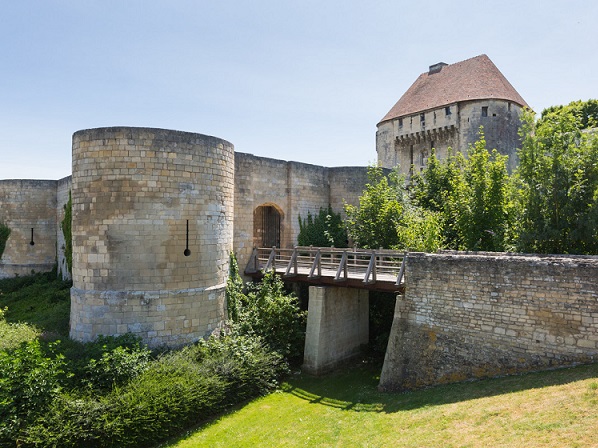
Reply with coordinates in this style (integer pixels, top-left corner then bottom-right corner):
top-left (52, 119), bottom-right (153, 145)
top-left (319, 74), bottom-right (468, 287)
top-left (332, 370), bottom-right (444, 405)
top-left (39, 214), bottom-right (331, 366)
top-left (254, 204), bottom-right (282, 248)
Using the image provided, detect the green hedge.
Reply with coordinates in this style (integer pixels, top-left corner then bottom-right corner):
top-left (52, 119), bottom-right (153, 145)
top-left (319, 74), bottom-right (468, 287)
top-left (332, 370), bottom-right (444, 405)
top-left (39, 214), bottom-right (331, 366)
top-left (3, 333), bottom-right (285, 447)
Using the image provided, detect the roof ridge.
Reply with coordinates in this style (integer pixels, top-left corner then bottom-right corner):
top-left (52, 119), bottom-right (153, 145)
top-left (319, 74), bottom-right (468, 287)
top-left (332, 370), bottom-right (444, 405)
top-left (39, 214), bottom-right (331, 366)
top-left (378, 54), bottom-right (528, 125)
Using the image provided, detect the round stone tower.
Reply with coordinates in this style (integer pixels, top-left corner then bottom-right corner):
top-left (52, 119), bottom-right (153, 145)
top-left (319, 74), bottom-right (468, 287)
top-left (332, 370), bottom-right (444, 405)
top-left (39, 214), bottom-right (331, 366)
top-left (69, 127), bottom-right (234, 347)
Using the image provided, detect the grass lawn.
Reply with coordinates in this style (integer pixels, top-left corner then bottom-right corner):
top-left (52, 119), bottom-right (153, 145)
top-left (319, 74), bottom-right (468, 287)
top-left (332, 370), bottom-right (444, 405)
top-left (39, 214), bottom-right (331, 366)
top-left (0, 272), bottom-right (71, 338)
top-left (166, 360), bottom-right (598, 448)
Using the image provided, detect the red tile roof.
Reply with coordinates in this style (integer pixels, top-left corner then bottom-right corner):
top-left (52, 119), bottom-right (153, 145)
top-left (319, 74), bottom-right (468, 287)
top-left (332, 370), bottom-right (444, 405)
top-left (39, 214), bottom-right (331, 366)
top-left (379, 54), bottom-right (529, 125)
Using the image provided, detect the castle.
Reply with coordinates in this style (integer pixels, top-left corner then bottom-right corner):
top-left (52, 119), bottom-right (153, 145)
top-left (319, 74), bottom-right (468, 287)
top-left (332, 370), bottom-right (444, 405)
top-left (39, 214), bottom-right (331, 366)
top-left (0, 55), bottom-right (529, 348)
top-left (376, 54), bottom-right (528, 174)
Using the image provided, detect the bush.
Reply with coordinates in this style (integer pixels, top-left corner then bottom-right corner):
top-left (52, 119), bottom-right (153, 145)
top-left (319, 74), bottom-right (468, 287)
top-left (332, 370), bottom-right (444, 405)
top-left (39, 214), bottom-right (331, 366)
top-left (227, 256), bottom-right (307, 361)
top-left (0, 222), bottom-right (10, 259)
top-left (298, 206), bottom-right (348, 247)
top-left (0, 340), bottom-right (65, 445)
top-left (1, 271), bottom-right (291, 447)
top-left (0, 307), bottom-right (40, 351)
top-left (24, 333), bottom-right (284, 448)
top-left (77, 336), bottom-right (152, 393)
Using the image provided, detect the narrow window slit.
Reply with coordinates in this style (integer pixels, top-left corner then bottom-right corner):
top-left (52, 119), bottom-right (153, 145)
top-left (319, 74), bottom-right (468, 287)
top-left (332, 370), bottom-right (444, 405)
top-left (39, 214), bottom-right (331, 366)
top-left (184, 220), bottom-right (191, 256)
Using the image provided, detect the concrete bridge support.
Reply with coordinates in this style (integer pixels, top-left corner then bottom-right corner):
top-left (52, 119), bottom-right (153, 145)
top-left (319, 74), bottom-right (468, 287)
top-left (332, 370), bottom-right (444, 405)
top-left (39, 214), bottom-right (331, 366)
top-left (303, 286), bottom-right (369, 375)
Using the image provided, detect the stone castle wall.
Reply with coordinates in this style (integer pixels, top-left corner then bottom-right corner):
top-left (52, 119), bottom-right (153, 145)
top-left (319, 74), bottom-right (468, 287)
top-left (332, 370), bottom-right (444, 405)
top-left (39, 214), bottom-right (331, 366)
top-left (0, 179), bottom-right (58, 278)
top-left (69, 127), bottom-right (234, 347)
top-left (0, 141), bottom-right (370, 346)
top-left (233, 152), bottom-right (369, 271)
top-left (377, 99), bottom-right (523, 175)
top-left (379, 251), bottom-right (598, 391)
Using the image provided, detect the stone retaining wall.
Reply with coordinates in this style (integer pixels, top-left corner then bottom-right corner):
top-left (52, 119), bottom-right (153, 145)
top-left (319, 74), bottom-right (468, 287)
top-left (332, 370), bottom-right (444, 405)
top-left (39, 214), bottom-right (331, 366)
top-left (379, 251), bottom-right (598, 391)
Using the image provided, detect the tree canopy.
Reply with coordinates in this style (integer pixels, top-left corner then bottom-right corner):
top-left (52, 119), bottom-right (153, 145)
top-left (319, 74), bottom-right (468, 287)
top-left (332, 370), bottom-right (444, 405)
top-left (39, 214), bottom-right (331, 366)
top-left (344, 99), bottom-right (598, 255)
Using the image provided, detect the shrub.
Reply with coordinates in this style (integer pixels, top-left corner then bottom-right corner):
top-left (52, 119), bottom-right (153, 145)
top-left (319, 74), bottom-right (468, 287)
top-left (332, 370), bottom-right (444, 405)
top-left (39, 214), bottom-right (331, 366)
top-left (0, 340), bottom-right (65, 445)
top-left (79, 338), bottom-right (152, 393)
top-left (298, 206), bottom-right (348, 247)
top-left (227, 257), bottom-right (307, 361)
top-left (25, 333), bottom-right (284, 448)
top-left (0, 222), bottom-right (10, 259)
top-left (0, 307), bottom-right (40, 351)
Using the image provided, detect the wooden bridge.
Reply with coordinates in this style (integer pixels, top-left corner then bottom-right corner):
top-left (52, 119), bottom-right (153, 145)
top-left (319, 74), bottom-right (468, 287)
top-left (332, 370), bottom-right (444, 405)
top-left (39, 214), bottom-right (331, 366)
top-left (245, 246), bottom-right (406, 293)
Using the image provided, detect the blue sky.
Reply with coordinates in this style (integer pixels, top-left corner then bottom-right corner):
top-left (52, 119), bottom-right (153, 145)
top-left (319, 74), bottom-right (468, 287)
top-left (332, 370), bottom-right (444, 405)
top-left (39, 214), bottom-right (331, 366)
top-left (1, 0), bottom-right (596, 180)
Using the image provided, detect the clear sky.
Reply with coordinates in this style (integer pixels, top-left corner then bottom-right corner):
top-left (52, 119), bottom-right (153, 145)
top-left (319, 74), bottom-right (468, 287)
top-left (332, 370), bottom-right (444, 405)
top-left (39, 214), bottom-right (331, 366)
top-left (0, 0), bottom-right (596, 180)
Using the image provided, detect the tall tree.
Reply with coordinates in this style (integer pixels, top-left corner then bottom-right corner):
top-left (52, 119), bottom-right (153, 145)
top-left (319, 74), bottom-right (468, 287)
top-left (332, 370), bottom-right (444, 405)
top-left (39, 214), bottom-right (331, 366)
top-left (413, 128), bottom-right (516, 252)
top-left (517, 100), bottom-right (598, 254)
top-left (345, 166), bottom-right (443, 251)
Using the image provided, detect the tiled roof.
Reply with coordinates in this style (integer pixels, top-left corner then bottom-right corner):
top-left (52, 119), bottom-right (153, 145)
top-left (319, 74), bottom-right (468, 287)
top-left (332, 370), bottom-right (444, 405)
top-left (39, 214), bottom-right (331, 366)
top-left (379, 54), bottom-right (529, 124)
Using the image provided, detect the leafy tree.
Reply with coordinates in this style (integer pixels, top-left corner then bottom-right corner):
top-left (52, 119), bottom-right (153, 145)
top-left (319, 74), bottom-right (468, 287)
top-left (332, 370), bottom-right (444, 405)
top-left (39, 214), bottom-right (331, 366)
top-left (517, 101), bottom-right (598, 254)
top-left (413, 129), bottom-right (516, 252)
top-left (344, 166), bottom-right (407, 249)
top-left (345, 166), bottom-right (444, 251)
top-left (297, 206), bottom-right (348, 247)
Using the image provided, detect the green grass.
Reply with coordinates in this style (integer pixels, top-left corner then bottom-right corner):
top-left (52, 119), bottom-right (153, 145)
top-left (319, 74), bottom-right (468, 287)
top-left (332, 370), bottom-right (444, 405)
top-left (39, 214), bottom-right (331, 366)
top-left (2, 273), bottom-right (598, 447)
top-left (166, 360), bottom-right (598, 448)
top-left (0, 271), bottom-right (71, 337)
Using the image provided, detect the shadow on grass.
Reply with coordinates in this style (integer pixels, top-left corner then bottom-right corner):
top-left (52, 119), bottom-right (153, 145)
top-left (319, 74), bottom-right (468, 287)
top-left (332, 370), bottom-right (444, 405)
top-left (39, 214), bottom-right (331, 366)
top-left (281, 358), bottom-right (598, 414)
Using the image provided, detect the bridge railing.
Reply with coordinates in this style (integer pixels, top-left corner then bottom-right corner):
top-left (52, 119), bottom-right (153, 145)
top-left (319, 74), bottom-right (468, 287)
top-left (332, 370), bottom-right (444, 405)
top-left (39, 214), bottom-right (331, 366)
top-left (245, 246), bottom-right (406, 287)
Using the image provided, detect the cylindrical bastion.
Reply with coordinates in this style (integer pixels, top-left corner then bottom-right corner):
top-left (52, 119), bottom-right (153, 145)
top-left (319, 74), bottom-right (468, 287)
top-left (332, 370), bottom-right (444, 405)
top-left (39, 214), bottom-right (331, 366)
top-left (70, 127), bottom-right (234, 347)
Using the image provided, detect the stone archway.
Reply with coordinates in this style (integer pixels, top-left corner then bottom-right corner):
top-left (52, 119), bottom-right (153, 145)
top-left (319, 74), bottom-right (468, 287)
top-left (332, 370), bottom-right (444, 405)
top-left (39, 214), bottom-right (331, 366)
top-left (254, 204), bottom-right (283, 248)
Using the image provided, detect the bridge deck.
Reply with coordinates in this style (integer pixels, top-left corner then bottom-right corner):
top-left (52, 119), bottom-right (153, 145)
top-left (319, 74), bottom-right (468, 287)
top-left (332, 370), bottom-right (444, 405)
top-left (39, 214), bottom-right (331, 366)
top-left (245, 246), bottom-right (406, 293)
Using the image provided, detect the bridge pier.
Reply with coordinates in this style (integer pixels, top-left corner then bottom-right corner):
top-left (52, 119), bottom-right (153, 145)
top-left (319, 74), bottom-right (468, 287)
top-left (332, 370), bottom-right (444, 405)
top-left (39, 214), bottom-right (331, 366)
top-left (303, 286), bottom-right (369, 375)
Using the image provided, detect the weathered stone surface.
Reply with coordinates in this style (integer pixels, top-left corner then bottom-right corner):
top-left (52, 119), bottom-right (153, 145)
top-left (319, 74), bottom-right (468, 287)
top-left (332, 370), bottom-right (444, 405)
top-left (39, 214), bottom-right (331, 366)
top-left (379, 251), bottom-right (598, 391)
top-left (303, 286), bottom-right (369, 375)
top-left (0, 179), bottom-right (59, 278)
top-left (69, 127), bottom-right (234, 347)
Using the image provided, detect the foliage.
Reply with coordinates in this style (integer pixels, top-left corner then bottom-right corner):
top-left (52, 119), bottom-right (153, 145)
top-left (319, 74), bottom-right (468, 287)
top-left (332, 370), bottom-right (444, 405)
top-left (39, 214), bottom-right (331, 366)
top-left (227, 256), bottom-right (307, 361)
top-left (413, 129), bottom-right (516, 251)
top-left (24, 333), bottom-right (285, 448)
top-left (396, 206), bottom-right (445, 253)
top-left (0, 272), bottom-right (288, 447)
top-left (0, 307), bottom-right (39, 351)
top-left (297, 206), bottom-right (348, 247)
top-left (61, 190), bottom-right (73, 275)
top-left (517, 102), bottom-right (598, 254)
top-left (345, 166), bottom-right (444, 251)
top-left (76, 336), bottom-right (152, 393)
top-left (0, 271), bottom-right (71, 336)
top-left (344, 166), bottom-right (408, 249)
top-left (0, 222), bottom-right (10, 259)
top-left (0, 340), bottom-right (65, 445)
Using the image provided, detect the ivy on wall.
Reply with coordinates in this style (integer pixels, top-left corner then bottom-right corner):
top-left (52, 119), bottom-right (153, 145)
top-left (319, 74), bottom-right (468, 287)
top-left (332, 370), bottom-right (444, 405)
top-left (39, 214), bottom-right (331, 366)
top-left (0, 222), bottom-right (10, 259)
top-left (61, 191), bottom-right (72, 274)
